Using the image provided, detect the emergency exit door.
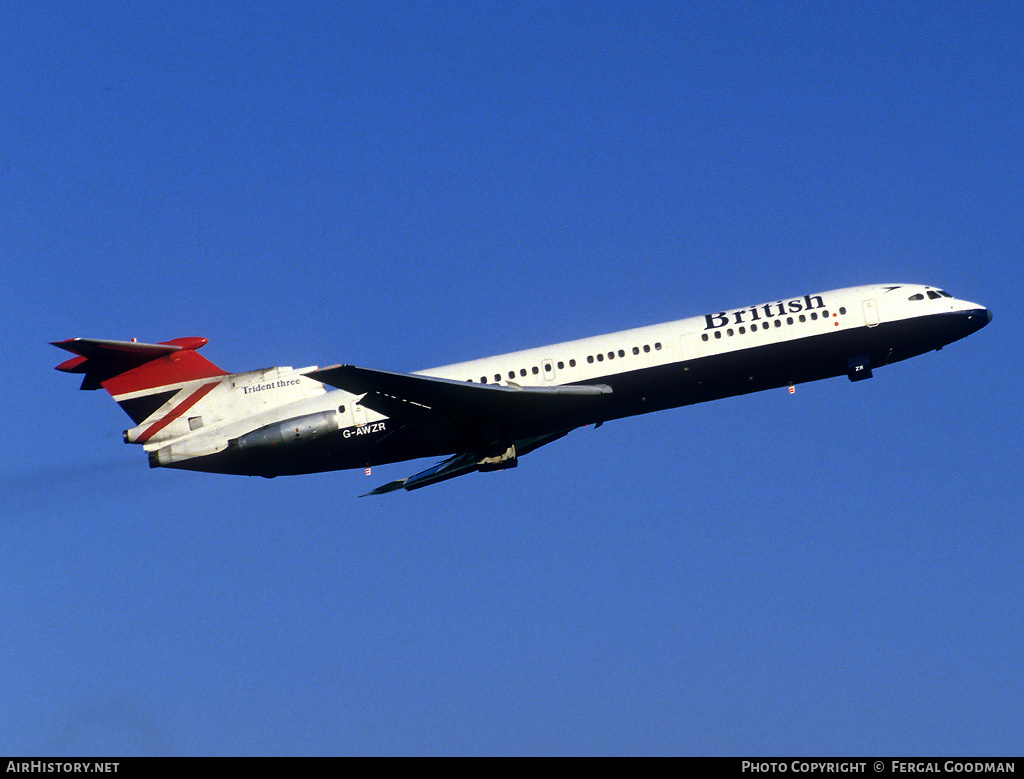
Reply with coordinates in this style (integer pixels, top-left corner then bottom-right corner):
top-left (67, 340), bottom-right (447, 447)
top-left (863, 299), bottom-right (879, 327)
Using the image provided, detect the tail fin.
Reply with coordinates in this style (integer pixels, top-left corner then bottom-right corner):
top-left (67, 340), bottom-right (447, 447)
top-left (53, 337), bottom-right (229, 424)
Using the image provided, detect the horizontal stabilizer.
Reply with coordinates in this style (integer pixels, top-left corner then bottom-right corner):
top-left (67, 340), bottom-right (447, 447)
top-left (54, 337), bottom-right (201, 361)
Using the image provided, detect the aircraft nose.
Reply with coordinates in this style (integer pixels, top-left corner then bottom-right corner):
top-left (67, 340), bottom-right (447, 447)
top-left (964, 305), bottom-right (991, 332)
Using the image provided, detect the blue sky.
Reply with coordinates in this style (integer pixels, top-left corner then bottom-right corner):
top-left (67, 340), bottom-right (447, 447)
top-left (2, 1), bottom-right (1021, 756)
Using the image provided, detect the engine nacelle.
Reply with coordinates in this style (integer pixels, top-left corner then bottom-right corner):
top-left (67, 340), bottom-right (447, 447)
top-left (149, 434), bottom-right (229, 467)
top-left (230, 410), bottom-right (340, 451)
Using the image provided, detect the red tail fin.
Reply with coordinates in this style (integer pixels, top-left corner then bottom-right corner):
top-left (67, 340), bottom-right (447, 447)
top-left (53, 337), bottom-right (229, 423)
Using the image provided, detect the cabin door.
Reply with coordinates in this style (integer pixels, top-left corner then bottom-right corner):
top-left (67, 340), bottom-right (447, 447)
top-left (863, 299), bottom-right (880, 327)
top-left (350, 401), bottom-right (368, 427)
top-left (679, 327), bottom-right (699, 361)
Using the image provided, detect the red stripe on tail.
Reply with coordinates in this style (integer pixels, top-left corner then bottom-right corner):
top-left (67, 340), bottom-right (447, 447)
top-left (135, 382), bottom-right (221, 443)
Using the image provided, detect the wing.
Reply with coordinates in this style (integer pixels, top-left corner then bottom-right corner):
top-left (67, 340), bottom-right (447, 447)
top-left (303, 364), bottom-right (613, 494)
top-left (306, 364), bottom-right (610, 438)
top-left (307, 364), bottom-right (610, 410)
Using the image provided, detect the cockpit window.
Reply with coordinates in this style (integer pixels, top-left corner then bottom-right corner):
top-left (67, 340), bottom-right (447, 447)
top-left (910, 289), bottom-right (953, 301)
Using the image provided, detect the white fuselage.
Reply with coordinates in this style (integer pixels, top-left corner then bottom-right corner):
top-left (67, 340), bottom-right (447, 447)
top-left (140, 282), bottom-right (990, 477)
top-left (422, 283), bottom-right (978, 387)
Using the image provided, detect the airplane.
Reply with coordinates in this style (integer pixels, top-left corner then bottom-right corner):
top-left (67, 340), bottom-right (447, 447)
top-left (53, 283), bottom-right (990, 495)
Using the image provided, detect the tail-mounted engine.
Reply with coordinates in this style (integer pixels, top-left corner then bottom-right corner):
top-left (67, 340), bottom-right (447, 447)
top-left (229, 410), bottom-right (341, 451)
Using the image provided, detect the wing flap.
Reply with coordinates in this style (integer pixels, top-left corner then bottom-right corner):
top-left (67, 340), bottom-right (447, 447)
top-left (362, 430), bottom-right (572, 496)
top-left (362, 452), bottom-right (478, 496)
